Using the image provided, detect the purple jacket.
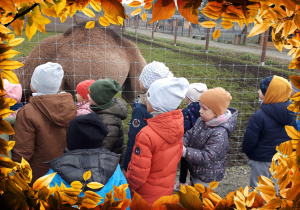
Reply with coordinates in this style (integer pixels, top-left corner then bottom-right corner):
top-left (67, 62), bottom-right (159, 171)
top-left (183, 107), bottom-right (238, 183)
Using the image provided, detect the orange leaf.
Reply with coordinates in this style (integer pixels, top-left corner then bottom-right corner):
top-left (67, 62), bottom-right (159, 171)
top-left (234, 197), bottom-right (246, 210)
top-left (264, 197), bottom-right (283, 209)
top-left (177, 0), bottom-right (199, 24)
top-left (130, 191), bottom-right (150, 210)
top-left (200, 21), bottom-right (217, 28)
top-left (289, 75), bottom-right (300, 92)
top-left (286, 183), bottom-right (300, 200)
top-left (152, 194), bottom-right (179, 206)
top-left (194, 183), bottom-right (205, 193)
top-left (207, 1), bottom-right (223, 12)
top-left (144, 3), bottom-right (152, 10)
top-left (209, 181), bottom-right (218, 189)
top-left (10, 19), bottom-right (24, 37)
top-left (128, 1), bottom-right (141, 7)
top-left (148, 0), bottom-right (175, 24)
top-left (33, 172), bottom-right (57, 191)
top-left (142, 12), bottom-right (147, 21)
top-left (101, 0), bottom-right (125, 21)
top-left (99, 17), bottom-right (110, 26)
top-left (0, 119), bottom-right (14, 135)
top-left (283, 0), bottom-right (296, 11)
top-left (221, 20), bottom-right (233, 29)
top-left (285, 125), bottom-right (300, 140)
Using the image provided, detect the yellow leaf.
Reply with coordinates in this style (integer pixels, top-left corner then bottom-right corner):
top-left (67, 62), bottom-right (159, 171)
top-left (208, 192), bottom-right (222, 203)
top-left (59, 191), bottom-right (77, 205)
top-left (25, 23), bottom-right (37, 42)
top-left (194, 183), bottom-right (205, 193)
top-left (2, 70), bottom-right (19, 84)
top-left (289, 75), bottom-right (300, 94)
top-left (282, 20), bottom-right (292, 38)
top-left (0, 108), bottom-right (14, 119)
top-left (33, 172), bottom-right (57, 191)
top-left (234, 197), bottom-right (246, 210)
top-left (84, 190), bottom-right (103, 202)
top-left (128, 1), bottom-right (142, 7)
top-left (7, 141), bottom-right (15, 151)
top-left (0, 60), bottom-right (23, 70)
top-left (83, 170), bottom-right (91, 181)
top-left (85, 21), bottom-right (95, 29)
top-left (81, 198), bottom-right (97, 209)
top-left (246, 190), bottom-right (255, 207)
top-left (0, 50), bottom-right (20, 62)
top-left (117, 16), bottom-right (124, 25)
top-left (68, 4), bottom-right (78, 17)
top-left (142, 12), bottom-right (147, 21)
top-left (86, 182), bottom-right (104, 189)
top-left (104, 13), bottom-right (119, 25)
top-left (131, 8), bottom-right (142, 16)
top-left (8, 38), bottom-right (24, 47)
top-left (209, 181), bottom-right (218, 189)
top-left (148, 0), bottom-right (175, 24)
top-left (99, 16), bottom-right (110, 27)
top-left (248, 23), bottom-right (270, 37)
top-left (201, 21), bottom-right (217, 28)
top-left (90, 0), bottom-right (101, 12)
top-left (0, 118), bottom-right (14, 134)
top-left (83, 8), bottom-right (95, 18)
top-left (221, 20), bottom-right (233, 29)
top-left (264, 197), bottom-right (282, 209)
top-left (7, 34), bottom-right (15, 43)
top-left (237, 19), bottom-right (243, 29)
top-left (0, 24), bottom-right (12, 34)
top-left (70, 181), bottom-right (83, 189)
top-left (203, 197), bottom-right (214, 209)
top-left (144, 3), bottom-right (152, 10)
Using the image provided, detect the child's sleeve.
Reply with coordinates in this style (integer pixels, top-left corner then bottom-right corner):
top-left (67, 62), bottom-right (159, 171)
top-left (184, 129), bottom-right (228, 165)
top-left (11, 108), bottom-right (36, 163)
top-left (125, 131), bottom-right (152, 192)
top-left (242, 114), bottom-right (262, 155)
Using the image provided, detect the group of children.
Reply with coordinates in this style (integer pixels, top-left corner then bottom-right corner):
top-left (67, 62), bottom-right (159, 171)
top-left (2, 60), bottom-right (296, 206)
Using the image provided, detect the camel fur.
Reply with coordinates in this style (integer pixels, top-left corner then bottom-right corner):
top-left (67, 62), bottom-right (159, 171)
top-left (16, 25), bottom-right (147, 106)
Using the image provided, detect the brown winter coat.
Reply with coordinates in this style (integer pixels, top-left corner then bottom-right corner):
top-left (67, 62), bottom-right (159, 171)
top-left (12, 93), bottom-right (76, 183)
top-left (91, 97), bottom-right (128, 155)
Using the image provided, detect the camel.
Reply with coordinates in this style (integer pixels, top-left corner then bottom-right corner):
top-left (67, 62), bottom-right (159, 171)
top-left (16, 24), bottom-right (147, 106)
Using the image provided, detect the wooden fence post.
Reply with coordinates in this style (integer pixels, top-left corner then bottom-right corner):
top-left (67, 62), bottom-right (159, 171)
top-left (242, 26), bottom-right (248, 44)
top-left (152, 22), bottom-right (155, 41)
top-left (260, 27), bottom-right (270, 65)
top-left (174, 18), bottom-right (178, 46)
top-left (205, 28), bottom-right (211, 51)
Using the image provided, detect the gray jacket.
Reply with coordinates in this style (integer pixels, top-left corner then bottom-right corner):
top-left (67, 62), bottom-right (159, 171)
top-left (183, 107), bottom-right (238, 183)
top-left (92, 97), bottom-right (128, 155)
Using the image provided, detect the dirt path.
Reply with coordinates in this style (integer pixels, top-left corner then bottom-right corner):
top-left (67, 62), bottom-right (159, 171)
top-left (126, 28), bottom-right (292, 63)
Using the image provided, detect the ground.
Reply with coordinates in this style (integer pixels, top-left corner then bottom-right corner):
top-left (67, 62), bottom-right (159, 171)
top-left (175, 164), bottom-right (251, 198)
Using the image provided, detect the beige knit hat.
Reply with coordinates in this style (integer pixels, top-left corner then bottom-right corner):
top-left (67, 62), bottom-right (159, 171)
top-left (186, 83), bottom-right (207, 102)
top-left (199, 87), bottom-right (232, 115)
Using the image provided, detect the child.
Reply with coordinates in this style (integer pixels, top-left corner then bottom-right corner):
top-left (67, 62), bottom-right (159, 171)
top-left (76, 80), bottom-right (94, 116)
top-left (88, 78), bottom-right (128, 155)
top-left (126, 77), bottom-right (189, 205)
top-left (46, 112), bottom-right (130, 203)
top-left (174, 83), bottom-right (207, 190)
top-left (123, 61), bottom-right (173, 171)
top-left (12, 62), bottom-right (76, 183)
top-left (182, 87), bottom-right (238, 187)
top-left (3, 79), bottom-right (23, 117)
top-left (243, 75), bottom-right (296, 188)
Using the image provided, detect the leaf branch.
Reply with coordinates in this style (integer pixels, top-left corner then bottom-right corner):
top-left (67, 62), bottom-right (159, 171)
top-left (4, 3), bottom-right (39, 27)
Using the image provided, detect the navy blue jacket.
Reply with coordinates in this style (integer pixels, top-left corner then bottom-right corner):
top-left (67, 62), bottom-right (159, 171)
top-left (242, 101), bottom-right (297, 162)
top-left (123, 103), bottom-right (152, 171)
top-left (182, 102), bottom-right (201, 133)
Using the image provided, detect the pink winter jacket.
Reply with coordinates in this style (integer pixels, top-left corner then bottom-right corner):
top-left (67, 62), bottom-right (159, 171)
top-left (76, 102), bottom-right (92, 116)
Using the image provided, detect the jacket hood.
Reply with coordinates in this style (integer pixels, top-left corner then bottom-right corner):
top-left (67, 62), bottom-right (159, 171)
top-left (218, 107), bottom-right (238, 136)
top-left (47, 147), bottom-right (120, 189)
top-left (91, 97), bottom-right (128, 120)
top-left (261, 101), bottom-right (295, 125)
top-left (138, 93), bottom-right (147, 106)
top-left (147, 109), bottom-right (184, 144)
top-left (30, 92), bottom-right (76, 127)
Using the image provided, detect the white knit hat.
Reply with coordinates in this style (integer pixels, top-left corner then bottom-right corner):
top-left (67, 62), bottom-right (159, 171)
top-left (31, 62), bottom-right (64, 95)
top-left (139, 61), bottom-right (174, 90)
top-left (147, 77), bottom-right (189, 113)
top-left (186, 83), bottom-right (208, 102)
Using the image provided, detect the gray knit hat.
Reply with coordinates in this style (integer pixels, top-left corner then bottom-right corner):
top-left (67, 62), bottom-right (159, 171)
top-left (147, 77), bottom-right (189, 113)
top-left (186, 83), bottom-right (207, 102)
top-left (139, 61), bottom-right (174, 90)
top-left (31, 62), bottom-right (64, 95)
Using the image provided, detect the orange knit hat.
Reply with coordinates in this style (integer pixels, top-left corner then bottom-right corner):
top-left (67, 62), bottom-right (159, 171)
top-left (199, 87), bottom-right (232, 115)
top-left (76, 80), bottom-right (95, 100)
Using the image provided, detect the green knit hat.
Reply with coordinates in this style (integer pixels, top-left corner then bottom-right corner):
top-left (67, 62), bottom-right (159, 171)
top-left (89, 79), bottom-right (121, 110)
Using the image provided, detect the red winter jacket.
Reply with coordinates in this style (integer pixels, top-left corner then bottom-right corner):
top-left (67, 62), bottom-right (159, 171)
top-left (126, 109), bottom-right (184, 205)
